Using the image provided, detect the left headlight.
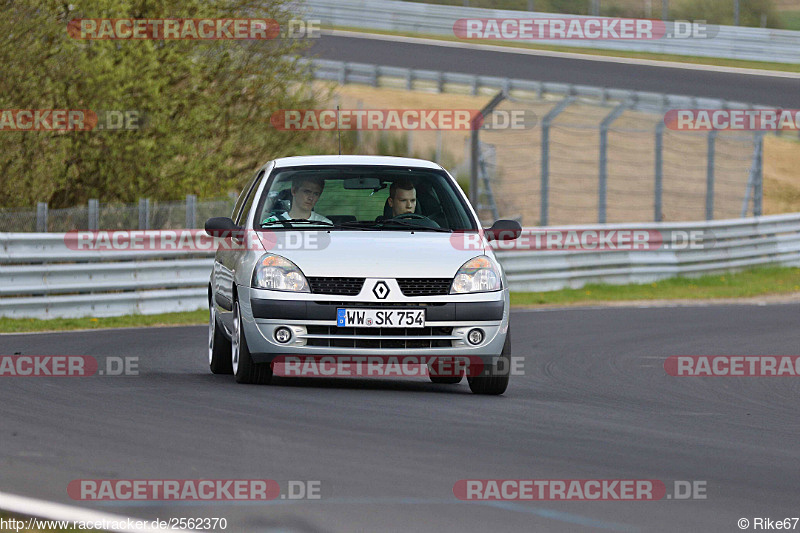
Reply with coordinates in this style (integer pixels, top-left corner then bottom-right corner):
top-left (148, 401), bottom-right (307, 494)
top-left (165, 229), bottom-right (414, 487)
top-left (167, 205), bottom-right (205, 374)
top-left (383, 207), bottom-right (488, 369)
top-left (450, 255), bottom-right (502, 294)
top-left (252, 254), bottom-right (310, 292)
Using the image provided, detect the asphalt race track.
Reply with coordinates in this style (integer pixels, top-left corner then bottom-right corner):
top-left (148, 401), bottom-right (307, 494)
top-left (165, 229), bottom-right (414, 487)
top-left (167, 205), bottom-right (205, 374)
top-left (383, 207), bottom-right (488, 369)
top-left (307, 34), bottom-right (800, 108)
top-left (2, 304), bottom-right (799, 532)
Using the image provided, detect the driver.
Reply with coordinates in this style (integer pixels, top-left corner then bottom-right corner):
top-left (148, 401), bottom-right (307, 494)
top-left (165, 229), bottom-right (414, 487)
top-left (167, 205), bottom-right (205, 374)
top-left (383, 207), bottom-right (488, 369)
top-left (263, 176), bottom-right (332, 224)
top-left (388, 179), bottom-right (416, 217)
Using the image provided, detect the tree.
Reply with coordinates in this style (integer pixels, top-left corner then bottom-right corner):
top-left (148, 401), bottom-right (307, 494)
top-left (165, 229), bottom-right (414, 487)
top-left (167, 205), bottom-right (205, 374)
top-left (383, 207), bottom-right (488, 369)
top-left (0, 0), bottom-right (325, 208)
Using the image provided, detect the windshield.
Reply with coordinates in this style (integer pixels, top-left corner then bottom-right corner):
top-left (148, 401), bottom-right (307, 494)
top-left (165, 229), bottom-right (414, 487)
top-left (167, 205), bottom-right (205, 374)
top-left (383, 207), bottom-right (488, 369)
top-left (252, 165), bottom-right (478, 232)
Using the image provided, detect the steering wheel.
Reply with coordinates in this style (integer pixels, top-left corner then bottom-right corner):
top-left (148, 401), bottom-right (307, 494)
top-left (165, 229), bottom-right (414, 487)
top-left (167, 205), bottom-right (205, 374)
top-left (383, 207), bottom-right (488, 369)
top-left (392, 213), bottom-right (429, 220)
top-left (390, 213), bottom-right (441, 228)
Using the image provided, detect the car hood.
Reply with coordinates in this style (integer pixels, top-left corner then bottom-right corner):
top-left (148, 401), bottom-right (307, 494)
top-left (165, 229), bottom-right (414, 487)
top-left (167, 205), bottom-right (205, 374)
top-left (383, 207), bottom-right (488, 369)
top-left (256, 230), bottom-right (487, 278)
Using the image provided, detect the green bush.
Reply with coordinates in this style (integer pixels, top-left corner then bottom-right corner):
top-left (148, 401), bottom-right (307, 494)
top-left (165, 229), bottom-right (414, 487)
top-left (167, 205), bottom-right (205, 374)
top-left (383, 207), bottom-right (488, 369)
top-left (0, 0), bottom-right (328, 208)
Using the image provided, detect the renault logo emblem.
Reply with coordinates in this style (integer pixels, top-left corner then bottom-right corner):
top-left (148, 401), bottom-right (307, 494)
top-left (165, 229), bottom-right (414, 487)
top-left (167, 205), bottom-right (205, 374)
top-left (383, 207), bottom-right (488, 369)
top-left (372, 281), bottom-right (390, 299)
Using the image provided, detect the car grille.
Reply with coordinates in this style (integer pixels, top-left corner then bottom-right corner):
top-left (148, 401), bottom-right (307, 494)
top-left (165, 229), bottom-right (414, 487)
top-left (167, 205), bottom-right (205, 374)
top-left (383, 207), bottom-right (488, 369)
top-left (396, 278), bottom-right (452, 297)
top-left (304, 325), bottom-right (456, 348)
top-left (307, 277), bottom-right (365, 296)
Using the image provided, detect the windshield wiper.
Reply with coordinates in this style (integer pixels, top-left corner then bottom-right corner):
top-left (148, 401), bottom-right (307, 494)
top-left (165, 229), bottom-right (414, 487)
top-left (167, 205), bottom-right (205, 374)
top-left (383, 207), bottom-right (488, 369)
top-left (377, 219), bottom-right (453, 233)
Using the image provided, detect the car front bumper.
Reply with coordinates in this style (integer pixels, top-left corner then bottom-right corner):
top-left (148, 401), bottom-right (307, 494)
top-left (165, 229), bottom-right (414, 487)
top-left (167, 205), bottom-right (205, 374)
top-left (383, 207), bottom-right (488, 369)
top-left (239, 285), bottom-right (510, 364)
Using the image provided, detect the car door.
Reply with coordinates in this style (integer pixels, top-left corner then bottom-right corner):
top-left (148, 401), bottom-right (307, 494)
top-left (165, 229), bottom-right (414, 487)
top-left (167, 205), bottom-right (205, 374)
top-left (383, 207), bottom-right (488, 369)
top-left (214, 165), bottom-right (267, 329)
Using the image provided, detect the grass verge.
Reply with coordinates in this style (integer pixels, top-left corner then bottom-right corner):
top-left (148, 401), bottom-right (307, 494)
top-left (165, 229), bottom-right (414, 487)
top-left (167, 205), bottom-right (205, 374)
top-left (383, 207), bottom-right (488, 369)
top-left (2, 267), bottom-right (800, 333)
top-left (326, 26), bottom-right (800, 74)
top-left (511, 266), bottom-right (800, 306)
top-left (0, 309), bottom-right (207, 334)
top-left (781, 10), bottom-right (800, 31)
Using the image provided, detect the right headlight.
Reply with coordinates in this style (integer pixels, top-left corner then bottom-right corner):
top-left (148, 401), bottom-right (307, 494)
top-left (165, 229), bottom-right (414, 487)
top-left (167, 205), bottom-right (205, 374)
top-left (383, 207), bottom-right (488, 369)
top-left (450, 255), bottom-right (502, 294)
top-left (252, 254), bottom-right (310, 292)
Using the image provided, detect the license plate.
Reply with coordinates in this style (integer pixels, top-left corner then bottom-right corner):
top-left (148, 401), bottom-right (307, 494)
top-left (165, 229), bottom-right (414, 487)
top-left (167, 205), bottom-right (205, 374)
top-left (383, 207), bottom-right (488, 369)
top-left (337, 308), bottom-right (425, 328)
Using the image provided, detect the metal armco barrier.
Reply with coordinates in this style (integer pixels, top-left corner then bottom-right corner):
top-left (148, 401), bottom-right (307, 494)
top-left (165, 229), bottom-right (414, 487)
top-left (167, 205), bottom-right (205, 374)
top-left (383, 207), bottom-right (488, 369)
top-left (0, 233), bottom-right (214, 319)
top-left (497, 213), bottom-right (800, 291)
top-left (2, 212), bottom-right (800, 318)
top-left (303, 0), bottom-right (800, 64)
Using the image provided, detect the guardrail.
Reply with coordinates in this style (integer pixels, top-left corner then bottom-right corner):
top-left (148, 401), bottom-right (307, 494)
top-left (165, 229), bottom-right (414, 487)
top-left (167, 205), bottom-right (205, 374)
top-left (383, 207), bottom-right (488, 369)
top-left (0, 233), bottom-right (213, 319)
top-left (498, 213), bottom-right (800, 291)
top-left (2, 212), bottom-right (800, 318)
top-left (303, 0), bottom-right (800, 64)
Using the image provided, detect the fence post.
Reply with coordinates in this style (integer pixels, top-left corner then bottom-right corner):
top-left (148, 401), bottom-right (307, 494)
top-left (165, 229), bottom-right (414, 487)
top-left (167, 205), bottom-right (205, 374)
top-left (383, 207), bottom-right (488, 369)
top-left (599, 102), bottom-right (629, 224)
top-left (186, 194), bottom-right (197, 228)
top-left (654, 121), bottom-right (664, 222)
top-left (139, 198), bottom-right (150, 230)
top-left (471, 91), bottom-right (507, 207)
top-left (88, 199), bottom-right (99, 231)
top-left (356, 100), bottom-right (363, 148)
top-left (706, 130), bottom-right (717, 220)
top-left (754, 133), bottom-right (763, 217)
top-left (407, 131), bottom-right (414, 158)
top-left (540, 97), bottom-right (574, 226)
top-left (36, 202), bottom-right (48, 232)
top-left (435, 130), bottom-right (443, 163)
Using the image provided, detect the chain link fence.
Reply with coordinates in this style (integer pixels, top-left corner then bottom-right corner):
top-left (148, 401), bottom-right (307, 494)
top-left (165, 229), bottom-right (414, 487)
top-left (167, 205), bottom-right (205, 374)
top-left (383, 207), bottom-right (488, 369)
top-left (0, 195), bottom-right (237, 233)
top-left (320, 60), bottom-right (763, 226)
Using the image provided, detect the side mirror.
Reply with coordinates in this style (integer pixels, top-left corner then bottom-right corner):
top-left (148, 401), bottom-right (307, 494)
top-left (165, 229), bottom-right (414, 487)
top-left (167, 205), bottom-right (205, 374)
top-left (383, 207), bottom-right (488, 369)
top-left (484, 220), bottom-right (522, 242)
top-left (204, 217), bottom-right (242, 238)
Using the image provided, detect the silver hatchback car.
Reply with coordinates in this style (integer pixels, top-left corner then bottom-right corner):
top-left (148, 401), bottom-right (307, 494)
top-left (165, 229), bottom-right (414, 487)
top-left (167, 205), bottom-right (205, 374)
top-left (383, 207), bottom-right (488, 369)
top-left (205, 155), bottom-right (521, 395)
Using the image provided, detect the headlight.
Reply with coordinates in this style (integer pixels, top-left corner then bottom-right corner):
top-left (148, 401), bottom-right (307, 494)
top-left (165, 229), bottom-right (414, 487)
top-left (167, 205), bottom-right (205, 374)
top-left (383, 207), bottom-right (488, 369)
top-left (450, 255), bottom-right (502, 294)
top-left (252, 254), bottom-right (310, 292)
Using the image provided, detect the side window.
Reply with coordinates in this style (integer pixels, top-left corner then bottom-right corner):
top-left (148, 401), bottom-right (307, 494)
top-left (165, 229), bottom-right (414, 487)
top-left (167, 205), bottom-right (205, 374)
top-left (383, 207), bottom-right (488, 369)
top-left (231, 168), bottom-right (265, 221)
top-left (234, 169), bottom-right (265, 225)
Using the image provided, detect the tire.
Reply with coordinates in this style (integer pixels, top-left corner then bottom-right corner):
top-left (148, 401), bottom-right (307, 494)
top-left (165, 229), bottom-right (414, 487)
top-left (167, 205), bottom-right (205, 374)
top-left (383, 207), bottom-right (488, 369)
top-left (232, 298), bottom-right (273, 385)
top-left (208, 302), bottom-right (233, 374)
top-left (428, 357), bottom-right (463, 384)
top-left (467, 329), bottom-right (511, 395)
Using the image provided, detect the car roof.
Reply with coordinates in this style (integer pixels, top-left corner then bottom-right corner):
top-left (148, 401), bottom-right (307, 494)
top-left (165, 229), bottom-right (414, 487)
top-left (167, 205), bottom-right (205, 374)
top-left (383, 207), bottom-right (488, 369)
top-left (271, 155), bottom-right (443, 170)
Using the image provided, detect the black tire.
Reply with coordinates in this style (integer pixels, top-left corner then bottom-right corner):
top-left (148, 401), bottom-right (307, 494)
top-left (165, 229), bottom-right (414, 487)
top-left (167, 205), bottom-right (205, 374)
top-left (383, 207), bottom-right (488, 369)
top-left (428, 357), bottom-right (463, 384)
top-left (208, 302), bottom-right (233, 374)
top-left (232, 299), bottom-right (273, 385)
top-left (467, 329), bottom-right (511, 395)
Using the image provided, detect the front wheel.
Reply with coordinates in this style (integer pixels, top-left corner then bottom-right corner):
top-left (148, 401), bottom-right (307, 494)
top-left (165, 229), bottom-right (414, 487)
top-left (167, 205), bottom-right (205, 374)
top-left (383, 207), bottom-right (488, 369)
top-left (467, 329), bottom-right (511, 395)
top-left (232, 299), bottom-right (272, 385)
top-left (209, 303), bottom-right (232, 374)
